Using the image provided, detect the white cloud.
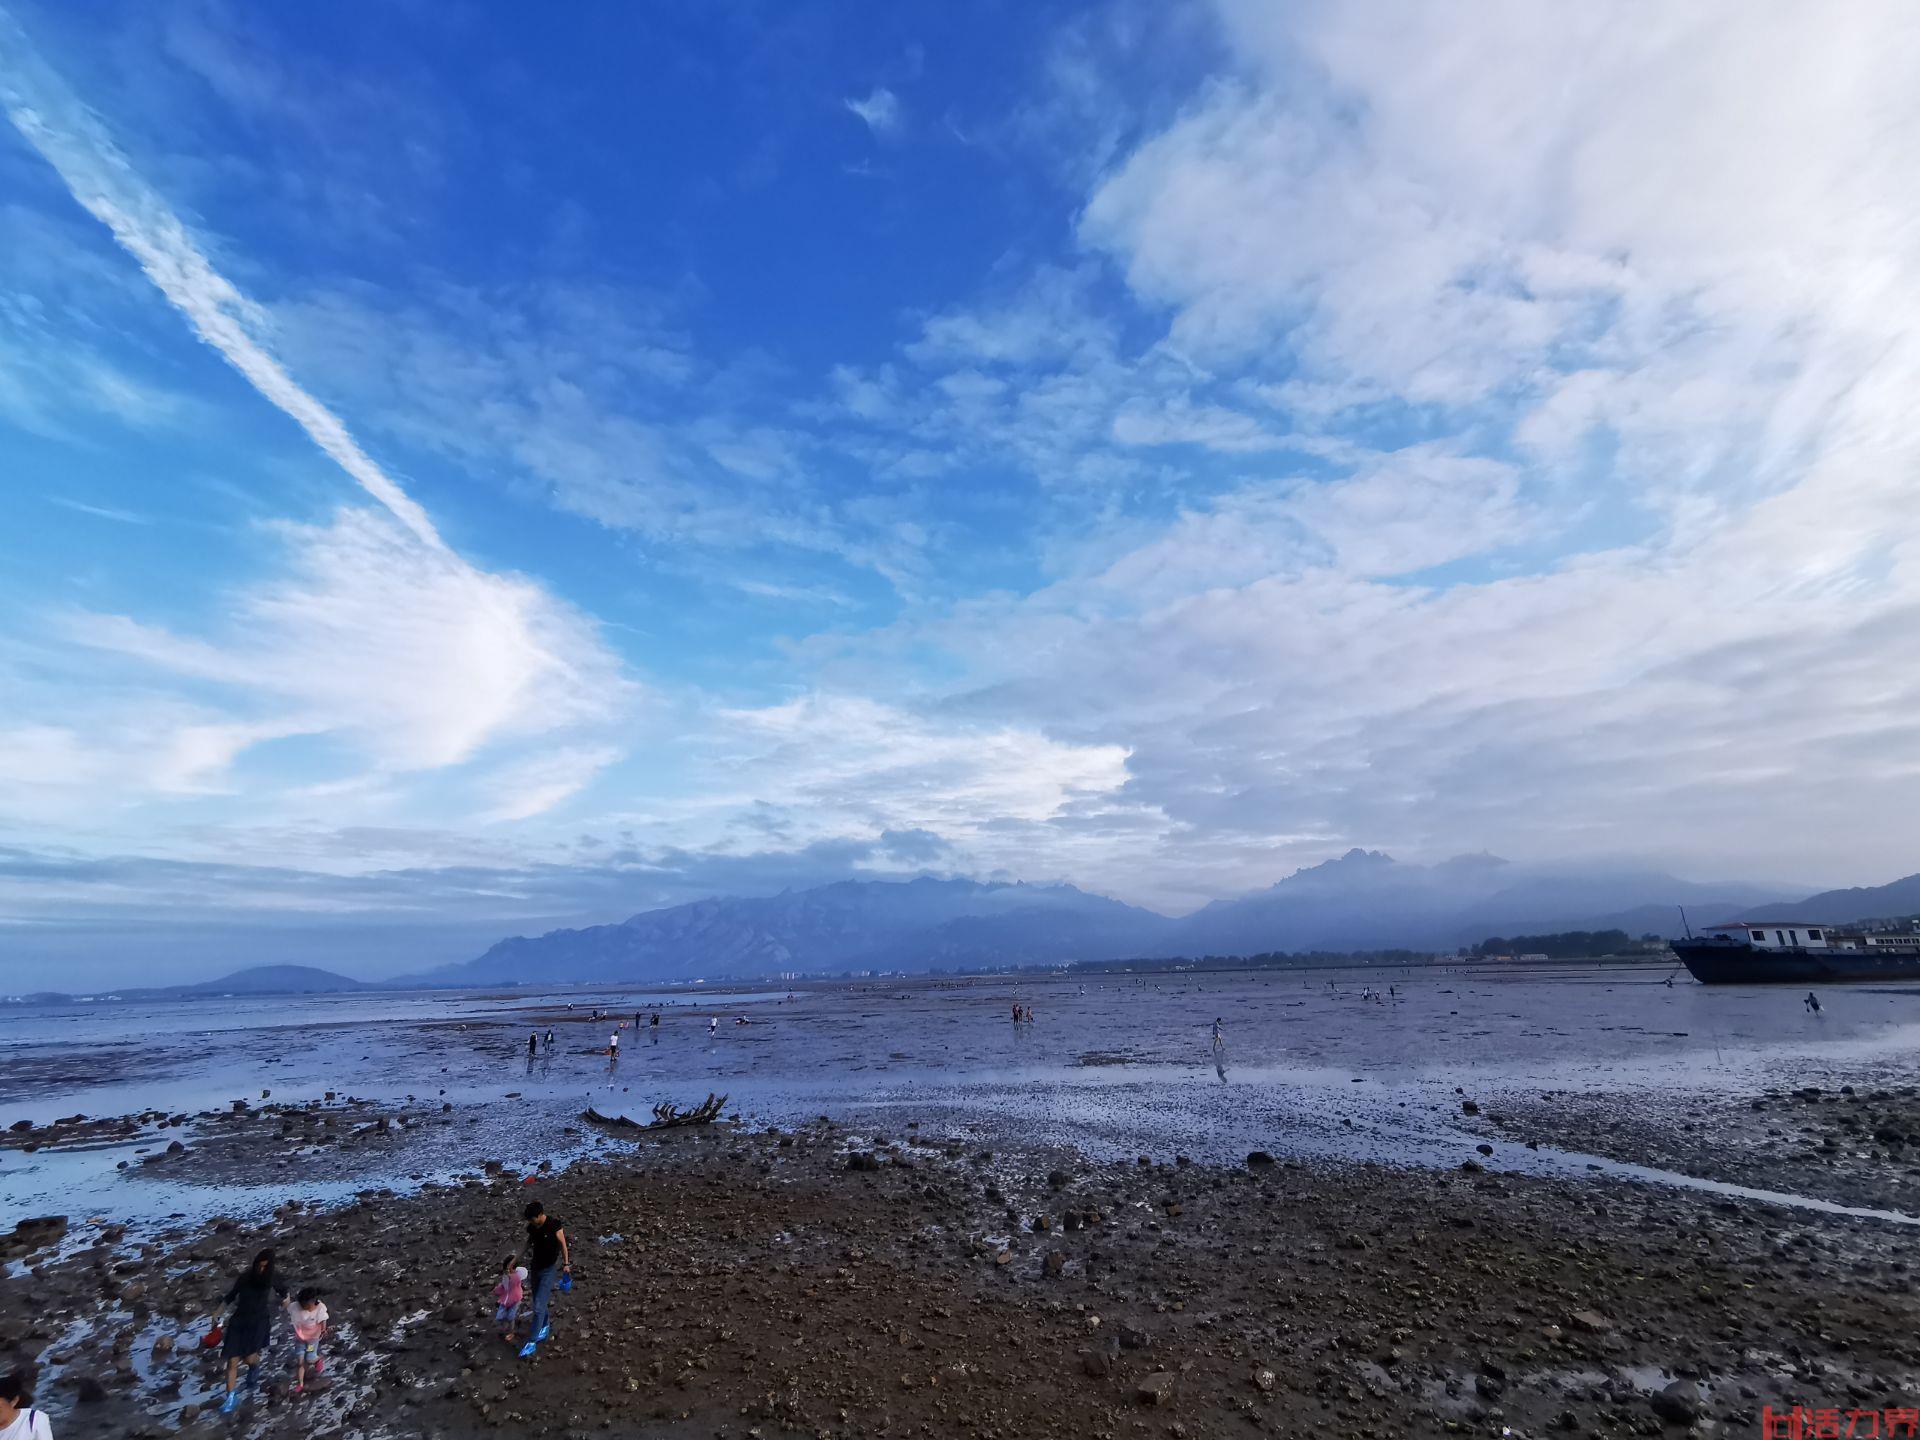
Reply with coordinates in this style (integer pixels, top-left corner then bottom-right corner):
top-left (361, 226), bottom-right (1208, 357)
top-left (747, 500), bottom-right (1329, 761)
top-left (64, 507), bottom-right (630, 772)
top-left (475, 745), bottom-right (623, 824)
top-left (799, 0), bottom-right (1920, 903)
top-left (0, 13), bottom-right (441, 548)
top-left (844, 87), bottom-right (902, 137)
top-left (697, 693), bottom-right (1138, 846)
top-left (0, 15), bottom-right (633, 820)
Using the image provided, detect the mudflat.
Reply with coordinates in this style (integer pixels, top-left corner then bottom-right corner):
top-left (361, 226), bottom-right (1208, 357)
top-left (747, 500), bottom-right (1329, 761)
top-left (6, 1103), bottom-right (1918, 1439)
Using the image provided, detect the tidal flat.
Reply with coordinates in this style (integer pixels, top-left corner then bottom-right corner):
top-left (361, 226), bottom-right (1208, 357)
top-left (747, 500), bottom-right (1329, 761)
top-left (6, 965), bottom-right (1920, 1436)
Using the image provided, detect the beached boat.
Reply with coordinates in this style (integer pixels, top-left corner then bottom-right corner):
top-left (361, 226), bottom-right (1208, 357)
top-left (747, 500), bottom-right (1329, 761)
top-left (1674, 921), bottom-right (1920, 983)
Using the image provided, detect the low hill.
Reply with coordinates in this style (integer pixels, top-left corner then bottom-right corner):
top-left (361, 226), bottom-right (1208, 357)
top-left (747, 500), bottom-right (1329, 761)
top-left (173, 964), bottom-right (368, 995)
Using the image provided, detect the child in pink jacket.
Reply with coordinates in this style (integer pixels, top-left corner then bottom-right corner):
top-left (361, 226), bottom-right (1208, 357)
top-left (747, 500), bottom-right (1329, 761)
top-left (494, 1258), bottom-right (527, 1343)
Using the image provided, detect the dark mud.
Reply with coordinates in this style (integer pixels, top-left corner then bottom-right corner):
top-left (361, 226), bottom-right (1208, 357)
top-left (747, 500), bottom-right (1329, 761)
top-left (7, 1104), bottom-right (1920, 1439)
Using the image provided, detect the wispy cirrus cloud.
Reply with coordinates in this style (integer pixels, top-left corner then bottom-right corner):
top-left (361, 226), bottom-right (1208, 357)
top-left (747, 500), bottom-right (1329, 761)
top-left (0, 5), bottom-right (439, 547)
top-left (0, 8), bottom-right (631, 819)
top-left (844, 86), bottom-right (902, 137)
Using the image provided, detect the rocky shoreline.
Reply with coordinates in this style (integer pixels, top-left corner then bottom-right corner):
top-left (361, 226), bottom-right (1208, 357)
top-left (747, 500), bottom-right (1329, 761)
top-left (6, 1089), bottom-right (1920, 1440)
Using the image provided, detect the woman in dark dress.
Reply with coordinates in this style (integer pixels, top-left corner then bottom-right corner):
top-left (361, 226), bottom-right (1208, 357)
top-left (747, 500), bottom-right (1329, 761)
top-left (218, 1248), bottom-right (287, 1413)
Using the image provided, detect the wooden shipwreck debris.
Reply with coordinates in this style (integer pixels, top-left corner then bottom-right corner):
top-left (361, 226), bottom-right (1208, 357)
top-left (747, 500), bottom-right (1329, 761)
top-left (582, 1092), bottom-right (728, 1132)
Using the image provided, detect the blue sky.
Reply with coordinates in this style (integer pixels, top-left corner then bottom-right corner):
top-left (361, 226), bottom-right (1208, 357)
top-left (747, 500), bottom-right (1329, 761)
top-left (5, 1), bottom-right (1920, 987)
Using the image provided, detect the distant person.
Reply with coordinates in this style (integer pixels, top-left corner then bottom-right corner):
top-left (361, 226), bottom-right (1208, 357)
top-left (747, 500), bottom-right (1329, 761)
top-left (1212, 1018), bottom-right (1224, 1051)
top-left (527, 1033), bottom-right (537, 1058)
top-left (1805, 991), bottom-right (1822, 1014)
top-left (708, 1016), bottom-right (718, 1040)
top-left (544, 1028), bottom-right (554, 1048)
top-left (493, 1257), bottom-right (526, 1344)
top-left (1011, 1002), bottom-right (1020, 1023)
top-left (517, 1201), bottom-right (570, 1357)
top-left (217, 1248), bottom-right (287, 1413)
top-left (650, 1011), bottom-right (659, 1028)
top-left (608, 1032), bottom-right (619, 1058)
top-left (633, 1011), bottom-right (641, 1030)
top-left (0, 1373), bottom-right (52, 1440)
top-left (285, 1287), bottom-right (328, 1394)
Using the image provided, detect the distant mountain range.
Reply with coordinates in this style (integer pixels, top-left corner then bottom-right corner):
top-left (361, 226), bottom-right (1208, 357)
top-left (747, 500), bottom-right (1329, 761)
top-left (417, 852), bottom-right (1920, 986)
top-left (416, 877), bottom-right (1171, 986)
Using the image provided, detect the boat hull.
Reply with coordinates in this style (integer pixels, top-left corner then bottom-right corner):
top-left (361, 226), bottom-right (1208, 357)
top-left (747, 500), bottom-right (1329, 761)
top-left (1674, 939), bottom-right (1920, 984)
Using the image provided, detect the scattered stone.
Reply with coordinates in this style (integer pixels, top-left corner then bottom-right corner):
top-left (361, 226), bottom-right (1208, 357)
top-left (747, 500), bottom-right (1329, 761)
top-left (1136, 1372), bottom-right (1175, 1407)
top-left (1651, 1380), bottom-right (1700, 1425)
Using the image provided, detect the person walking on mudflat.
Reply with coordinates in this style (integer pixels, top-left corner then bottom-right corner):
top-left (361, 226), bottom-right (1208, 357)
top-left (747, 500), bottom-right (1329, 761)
top-left (516, 1201), bottom-right (570, 1358)
top-left (217, 1249), bottom-right (288, 1413)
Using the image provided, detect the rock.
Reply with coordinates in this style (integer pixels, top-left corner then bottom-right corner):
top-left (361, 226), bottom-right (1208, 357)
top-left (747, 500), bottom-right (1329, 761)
top-left (1568, 1309), bottom-right (1612, 1334)
top-left (1252, 1368), bottom-right (1276, 1393)
top-left (1119, 1325), bottom-right (1151, 1351)
top-left (846, 1152), bottom-right (882, 1173)
top-left (1461, 1100), bottom-right (1480, 1115)
top-left (1476, 1143), bottom-right (1494, 1156)
top-left (1136, 1372), bottom-right (1175, 1407)
top-left (73, 1375), bottom-right (109, 1405)
top-left (1460, 1160), bottom-right (1484, 1174)
top-left (152, 1334), bottom-right (174, 1357)
top-left (1651, 1380), bottom-right (1700, 1425)
top-left (3, 1215), bottom-right (68, 1258)
top-left (1246, 1151), bottom-right (1275, 1167)
top-left (1047, 1169), bottom-right (1069, 1190)
top-left (7, 1120), bottom-right (31, 1132)
top-left (1082, 1349), bottom-right (1114, 1378)
top-left (1044, 1251), bottom-right (1066, 1278)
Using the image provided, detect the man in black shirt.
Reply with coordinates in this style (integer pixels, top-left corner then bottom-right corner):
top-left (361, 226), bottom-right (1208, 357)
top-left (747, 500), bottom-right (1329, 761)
top-left (517, 1201), bottom-right (570, 1355)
